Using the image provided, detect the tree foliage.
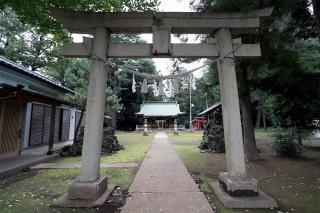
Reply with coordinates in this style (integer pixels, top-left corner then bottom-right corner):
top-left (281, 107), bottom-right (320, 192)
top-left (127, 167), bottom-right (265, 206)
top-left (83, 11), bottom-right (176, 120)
top-left (0, 0), bottom-right (159, 40)
top-left (190, 0), bottom-right (320, 157)
top-left (48, 58), bottom-right (122, 116)
top-left (0, 7), bottom-right (61, 70)
top-left (115, 58), bottom-right (157, 130)
top-left (166, 73), bottom-right (212, 128)
top-left (196, 65), bottom-right (221, 105)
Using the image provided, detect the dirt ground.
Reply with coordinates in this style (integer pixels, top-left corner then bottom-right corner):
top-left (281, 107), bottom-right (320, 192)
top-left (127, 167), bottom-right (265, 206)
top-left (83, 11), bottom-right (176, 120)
top-left (175, 143), bottom-right (320, 213)
top-left (1, 132), bottom-right (319, 213)
top-left (0, 132), bottom-right (153, 213)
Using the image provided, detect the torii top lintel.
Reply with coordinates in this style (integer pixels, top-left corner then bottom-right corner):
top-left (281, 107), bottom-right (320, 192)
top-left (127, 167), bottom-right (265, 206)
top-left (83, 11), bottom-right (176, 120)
top-left (50, 7), bottom-right (273, 35)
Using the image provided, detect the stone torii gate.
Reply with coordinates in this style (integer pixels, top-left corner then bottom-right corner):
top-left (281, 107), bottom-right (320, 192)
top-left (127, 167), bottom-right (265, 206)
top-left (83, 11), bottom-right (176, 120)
top-left (50, 7), bottom-right (277, 208)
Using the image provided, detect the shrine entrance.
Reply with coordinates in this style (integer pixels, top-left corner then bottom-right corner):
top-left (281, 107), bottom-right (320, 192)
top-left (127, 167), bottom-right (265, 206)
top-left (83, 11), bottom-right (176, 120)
top-left (50, 7), bottom-right (277, 208)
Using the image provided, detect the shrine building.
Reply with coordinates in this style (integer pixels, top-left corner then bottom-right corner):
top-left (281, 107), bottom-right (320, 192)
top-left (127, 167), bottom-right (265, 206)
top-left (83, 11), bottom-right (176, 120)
top-left (136, 101), bottom-right (184, 131)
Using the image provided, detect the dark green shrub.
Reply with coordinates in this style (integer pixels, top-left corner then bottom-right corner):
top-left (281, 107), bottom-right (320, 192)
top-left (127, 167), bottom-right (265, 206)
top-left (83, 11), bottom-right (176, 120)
top-left (200, 109), bottom-right (225, 153)
top-left (60, 126), bottom-right (124, 157)
top-left (61, 144), bottom-right (82, 157)
top-left (271, 128), bottom-right (301, 157)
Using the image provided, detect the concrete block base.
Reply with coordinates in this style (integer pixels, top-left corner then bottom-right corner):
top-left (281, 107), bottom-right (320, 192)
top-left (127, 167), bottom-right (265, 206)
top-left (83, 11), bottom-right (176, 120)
top-left (219, 172), bottom-right (258, 196)
top-left (51, 184), bottom-right (116, 208)
top-left (68, 175), bottom-right (108, 200)
top-left (211, 182), bottom-right (278, 209)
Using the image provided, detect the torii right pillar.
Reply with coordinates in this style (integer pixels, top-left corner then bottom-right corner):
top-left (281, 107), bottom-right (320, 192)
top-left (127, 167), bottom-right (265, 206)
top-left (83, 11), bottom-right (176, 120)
top-left (211, 28), bottom-right (278, 208)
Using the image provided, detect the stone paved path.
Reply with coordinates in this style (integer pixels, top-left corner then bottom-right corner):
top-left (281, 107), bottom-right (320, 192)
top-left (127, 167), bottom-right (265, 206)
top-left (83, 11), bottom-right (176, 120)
top-left (121, 132), bottom-right (214, 213)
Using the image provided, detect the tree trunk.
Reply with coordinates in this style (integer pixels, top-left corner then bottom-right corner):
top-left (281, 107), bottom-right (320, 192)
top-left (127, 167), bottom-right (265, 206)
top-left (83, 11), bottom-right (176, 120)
top-left (112, 111), bottom-right (117, 129)
top-left (262, 99), bottom-right (267, 130)
top-left (255, 109), bottom-right (261, 129)
top-left (74, 108), bottom-right (84, 144)
top-left (241, 95), bottom-right (260, 160)
top-left (239, 64), bottom-right (260, 161)
top-left (312, 0), bottom-right (320, 37)
top-left (297, 133), bottom-right (303, 146)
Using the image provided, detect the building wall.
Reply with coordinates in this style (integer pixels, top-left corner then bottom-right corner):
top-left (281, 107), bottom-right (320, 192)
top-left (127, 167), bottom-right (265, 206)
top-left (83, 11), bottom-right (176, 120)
top-left (75, 111), bottom-right (86, 133)
top-left (20, 103), bottom-right (76, 150)
top-left (0, 60), bottom-right (76, 158)
top-left (69, 108), bottom-right (76, 141)
top-left (0, 100), bottom-right (78, 158)
top-left (21, 103), bottom-right (32, 149)
top-left (0, 100), bottom-right (23, 159)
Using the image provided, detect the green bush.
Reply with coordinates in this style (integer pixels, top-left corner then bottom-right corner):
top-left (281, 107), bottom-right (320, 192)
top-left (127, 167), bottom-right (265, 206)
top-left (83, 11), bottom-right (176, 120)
top-left (271, 128), bottom-right (302, 157)
top-left (61, 127), bottom-right (123, 157)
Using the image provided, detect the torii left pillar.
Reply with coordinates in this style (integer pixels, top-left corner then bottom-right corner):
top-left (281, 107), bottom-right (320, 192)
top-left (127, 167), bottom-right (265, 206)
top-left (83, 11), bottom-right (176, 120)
top-left (52, 27), bottom-right (115, 208)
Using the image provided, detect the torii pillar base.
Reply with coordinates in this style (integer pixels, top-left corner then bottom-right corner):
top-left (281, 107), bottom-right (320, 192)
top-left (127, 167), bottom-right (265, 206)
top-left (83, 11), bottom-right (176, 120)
top-left (51, 175), bottom-right (116, 208)
top-left (218, 172), bottom-right (258, 197)
top-left (211, 173), bottom-right (277, 209)
top-left (210, 181), bottom-right (277, 209)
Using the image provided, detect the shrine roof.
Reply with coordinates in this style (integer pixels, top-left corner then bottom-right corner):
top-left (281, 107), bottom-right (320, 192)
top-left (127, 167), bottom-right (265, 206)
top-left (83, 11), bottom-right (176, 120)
top-left (136, 101), bottom-right (185, 117)
top-left (198, 102), bottom-right (221, 116)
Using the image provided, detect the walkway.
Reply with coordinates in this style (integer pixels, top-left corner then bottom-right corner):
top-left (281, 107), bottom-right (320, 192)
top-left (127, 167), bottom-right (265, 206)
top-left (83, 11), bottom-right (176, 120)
top-left (0, 141), bottom-right (72, 179)
top-left (121, 132), bottom-right (214, 213)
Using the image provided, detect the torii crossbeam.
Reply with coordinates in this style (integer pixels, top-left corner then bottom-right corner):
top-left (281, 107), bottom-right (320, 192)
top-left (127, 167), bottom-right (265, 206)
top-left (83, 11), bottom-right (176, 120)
top-left (50, 7), bottom-right (277, 209)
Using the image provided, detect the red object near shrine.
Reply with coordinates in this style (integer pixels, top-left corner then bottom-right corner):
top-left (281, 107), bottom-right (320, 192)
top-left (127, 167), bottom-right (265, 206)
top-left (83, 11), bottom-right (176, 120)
top-left (192, 117), bottom-right (206, 130)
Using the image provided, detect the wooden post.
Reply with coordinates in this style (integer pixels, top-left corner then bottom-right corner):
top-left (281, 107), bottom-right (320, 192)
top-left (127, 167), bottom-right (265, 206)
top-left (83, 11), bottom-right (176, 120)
top-left (47, 105), bottom-right (56, 155)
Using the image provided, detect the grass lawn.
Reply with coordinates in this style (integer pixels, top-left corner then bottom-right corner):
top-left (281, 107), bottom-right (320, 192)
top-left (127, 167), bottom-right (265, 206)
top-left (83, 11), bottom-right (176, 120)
top-left (59, 132), bottom-right (155, 163)
top-left (254, 128), bottom-right (277, 139)
top-left (170, 128), bottom-right (320, 143)
top-left (167, 129), bottom-right (276, 143)
top-left (0, 168), bottom-right (136, 213)
top-left (0, 132), bottom-right (154, 213)
top-left (167, 131), bottom-right (203, 142)
top-left (255, 129), bottom-right (320, 143)
top-left (173, 142), bottom-right (320, 213)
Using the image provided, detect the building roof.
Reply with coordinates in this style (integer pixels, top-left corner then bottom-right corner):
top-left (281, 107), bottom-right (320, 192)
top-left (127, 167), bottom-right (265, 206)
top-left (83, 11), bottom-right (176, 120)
top-left (136, 101), bottom-right (185, 117)
top-left (198, 102), bottom-right (221, 116)
top-left (0, 56), bottom-right (73, 93)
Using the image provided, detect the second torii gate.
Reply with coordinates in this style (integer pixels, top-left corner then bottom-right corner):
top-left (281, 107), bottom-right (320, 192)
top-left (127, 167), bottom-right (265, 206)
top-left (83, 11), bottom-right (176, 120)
top-left (50, 7), bottom-right (277, 208)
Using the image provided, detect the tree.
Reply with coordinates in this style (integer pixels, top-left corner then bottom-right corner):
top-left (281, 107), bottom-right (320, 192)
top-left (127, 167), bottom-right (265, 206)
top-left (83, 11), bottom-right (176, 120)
top-left (312, 0), bottom-right (320, 37)
top-left (196, 65), bottom-right (221, 105)
top-left (163, 72), bottom-right (211, 129)
top-left (238, 63), bottom-right (260, 160)
top-left (0, 7), bottom-right (61, 71)
top-left (252, 90), bottom-right (268, 129)
top-left (257, 50), bottom-right (320, 144)
top-left (115, 58), bottom-right (157, 131)
top-left (0, 7), bottom-right (26, 53)
top-left (49, 58), bottom-right (122, 141)
top-left (1, 0), bottom-right (160, 132)
top-left (191, 0), bottom-right (320, 159)
top-left (1, 0), bottom-right (159, 40)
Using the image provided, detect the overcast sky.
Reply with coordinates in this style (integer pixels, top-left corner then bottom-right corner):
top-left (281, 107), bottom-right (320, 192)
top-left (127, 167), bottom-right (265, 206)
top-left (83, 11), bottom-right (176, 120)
top-left (72, 0), bottom-right (206, 78)
top-left (142, 0), bottom-right (205, 77)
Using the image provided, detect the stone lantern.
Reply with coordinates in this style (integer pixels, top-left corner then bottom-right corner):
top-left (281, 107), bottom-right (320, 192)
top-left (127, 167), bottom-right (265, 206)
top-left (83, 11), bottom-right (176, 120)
top-left (143, 119), bottom-right (149, 136)
top-left (173, 119), bottom-right (179, 135)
